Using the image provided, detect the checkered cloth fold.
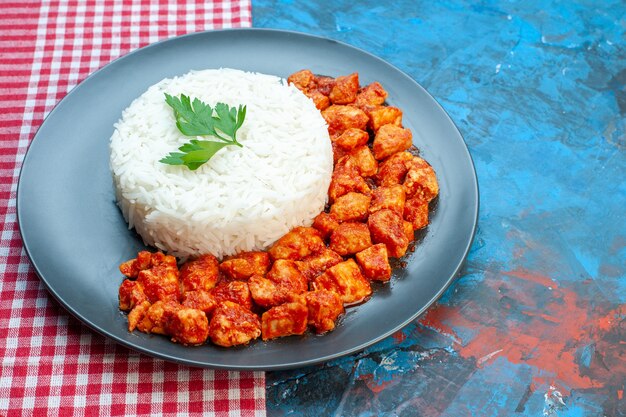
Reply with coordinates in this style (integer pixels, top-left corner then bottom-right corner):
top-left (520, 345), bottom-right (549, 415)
top-left (0, 1), bottom-right (265, 416)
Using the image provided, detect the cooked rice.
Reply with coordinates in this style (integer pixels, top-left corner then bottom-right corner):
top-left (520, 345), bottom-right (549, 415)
top-left (109, 68), bottom-right (333, 259)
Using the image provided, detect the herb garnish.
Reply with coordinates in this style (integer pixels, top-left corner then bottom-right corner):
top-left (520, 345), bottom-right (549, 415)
top-left (160, 93), bottom-right (246, 170)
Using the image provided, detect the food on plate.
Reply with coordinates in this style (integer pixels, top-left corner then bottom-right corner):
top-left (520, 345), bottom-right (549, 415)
top-left (115, 68), bottom-right (439, 347)
top-left (110, 68), bottom-right (333, 259)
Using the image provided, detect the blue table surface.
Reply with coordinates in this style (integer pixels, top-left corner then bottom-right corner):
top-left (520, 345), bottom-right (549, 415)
top-left (253, 1), bottom-right (626, 416)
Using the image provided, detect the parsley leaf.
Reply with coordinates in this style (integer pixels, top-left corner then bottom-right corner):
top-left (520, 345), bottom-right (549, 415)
top-left (161, 94), bottom-right (246, 170)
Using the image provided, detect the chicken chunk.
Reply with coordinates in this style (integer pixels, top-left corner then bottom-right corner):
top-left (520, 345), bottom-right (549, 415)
top-left (248, 275), bottom-right (291, 309)
top-left (328, 158), bottom-right (371, 203)
top-left (119, 251), bottom-right (176, 278)
top-left (332, 128), bottom-right (369, 150)
top-left (136, 299), bottom-right (180, 335)
top-left (403, 220), bottom-right (415, 242)
top-left (346, 146), bottom-right (378, 178)
top-left (249, 257), bottom-right (312, 308)
top-left (210, 280), bottom-right (253, 311)
top-left (181, 290), bottom-right (217, 315)
top-left (305, 290), bottom-right (344, 334)
top-left (372, 124), bottom-right (413, 160)
top-left (315, 75), bottom-right (336, 96)
top-left (179, 254), bottom-right (219, 294)
top-left (329, 222), bottom-right (372, 256)
top-left (266, 259), bottom-right (308, 294)
top-left (354, 82), bottom-right (388, 108)
top-left (404, 196), bottom-right (430, 230)
top-left (322, 105), bottom-right (369, 136)
top-left (369, 184), bottom-right (406, 215)
top-left (287, 69), bottom-right (315, 93)
top-left (312, 259), bottom-right (372, 305)
top-left (136, 263), bottom-right (179, 303)
top-left (312, 212), bottom-right (340, 240)
top-left (147, 251), bottom-right (178, 268)
top-left (219, 251), bottom-right (270, 281)
top-left (119, 251), bottom-right (152, 278)
top-left (127, 300), bottom-right (151, 332)
top-left (368, 209), bottom-right (409, 258)
top-left (268, 226), bottom-right (325, 261)
top-left (329, 73), bottom-right (359, 104)
top-left (261, 302), bottom-right (308, 341)
top-left (376, 151), bottom-right (413, 187)
top-left (404, 156), bottom-right (439, 202)
top-left (119, 279), bottom-right (147, 311)
top-left (365, 105), bottom-right (403, 132)
top-left (166, 307), bottom-right (209, 346)
top-left (208, 301), bottom-right (261, 347)
top-left (306, 89), bottom-right (331, 110)
top-left (355, 243), bottom-right (392, 282)
top-left (294, 248), bottom-right (343, 282)
top-left (330, 192), bottom-right (371, 222)
top-left (332, 142), bottom-right (349, 165)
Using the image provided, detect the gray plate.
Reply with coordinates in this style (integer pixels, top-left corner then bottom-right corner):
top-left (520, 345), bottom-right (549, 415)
top-left (17, 28), bottom-right (478, 370)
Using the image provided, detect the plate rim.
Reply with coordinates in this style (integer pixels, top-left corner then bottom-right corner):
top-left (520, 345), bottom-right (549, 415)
top-left (17, 27), bottom-right (479, 370)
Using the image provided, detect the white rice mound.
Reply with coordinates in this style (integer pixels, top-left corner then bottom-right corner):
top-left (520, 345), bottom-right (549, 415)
top-left (110, 68), bottom-right (333, 259)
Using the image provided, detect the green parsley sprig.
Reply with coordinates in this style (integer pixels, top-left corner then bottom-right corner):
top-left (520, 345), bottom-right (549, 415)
top-left (160, 93), bottom-right (246, 170)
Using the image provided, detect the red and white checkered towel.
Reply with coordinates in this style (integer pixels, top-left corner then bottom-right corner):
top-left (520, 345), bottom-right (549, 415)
top-left (0, 1), bottom-right (265, 416)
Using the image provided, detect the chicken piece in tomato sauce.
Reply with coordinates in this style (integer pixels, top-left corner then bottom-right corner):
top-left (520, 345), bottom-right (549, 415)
top-left (369, 184), bottom-right (406, 216)
top-left (287, 70), bottom-right (332, 110)
top-left (268, 226), bottom-right (325, 261)
top-left (330, 191), bottom-right (371, 223)
top-left (404, 156), bottom-right (439, 202)
top-left (322, 105), bottom-right (369, 136)
top-left (312, 212), bottom-right (341, 240)
top-left (315, 75), bottom-right (336, 96)
top-left (287, 69), bottom-right (316, 93)
top-left (119, 279), bottom-right (147, 311)
top-left (119, 250), bottom-right (176, 278)
top-left (368, 208), bottom-right (409, 258)
top-left (329, 73), bottom-right (359, 105)
top-left (345, 146), bottom-right (378, 178)
top-left (261, 302), bottom-right (309, 341)
top-left (127, 301), bottom-right (151, 332)
top-left (355, 243), bottom-right (392, 282)
top-left (136, 263), bottom-right (179, 303)
top-left (179, 253), bottom-right (219, 294)
top-left (210, 280), bottom-right (253, 311)
top-left (354, 81), bottom-right (388, 108)
top-left (376, 151), bottom-right (413, 187)
top-left (181, 290), bottom-right (217, 316)
top-left (305, 290), bottom-right (344, 334)
top-left (166, 307), bottom-right (209, 346)
top-left (329, 222), bottom-right (372, 256)
top-left (294, 248), bottom-right (343, 282)
top-left (248, 259), bottom-right (310, 308)
top-left (404, 196), bottom-right (430, 230)
top-left (248, 275), bottom-right (292, 309)
top-left (208, 301), bottom-right (261, 347)
top-left (219, 251), bottom-right (270, 281)
top-left (328, 158), bottom-right (371, 203)
top-left (266, 259), bottom-right (308, 294)
top-left (372, 124), bottom-right (413, 161)
top-left (135, 299), bottom-right (180, 335)
top-left (332, 128), bottom-right (369, 151)
top-left (403, 220), bottom-right (415, 242)
top-left (364, 105), bottom-right (403, 132)
top-left (307, 90), bottom-right (331, 110)
top-left (119, 251), bottom-right (152, 278)
top-left (312, 259), bottom-right (372, 305)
